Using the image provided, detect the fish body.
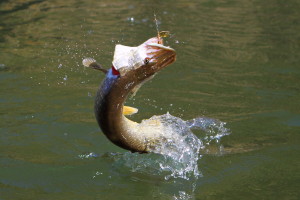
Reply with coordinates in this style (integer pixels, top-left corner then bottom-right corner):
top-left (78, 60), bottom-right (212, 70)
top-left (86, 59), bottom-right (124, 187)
top-left (84, 36), bottom-right (176, 153)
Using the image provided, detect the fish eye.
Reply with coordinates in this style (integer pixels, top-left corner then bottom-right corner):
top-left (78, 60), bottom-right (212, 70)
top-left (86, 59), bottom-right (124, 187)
top-left (144, 57), bottom-right (150, 65)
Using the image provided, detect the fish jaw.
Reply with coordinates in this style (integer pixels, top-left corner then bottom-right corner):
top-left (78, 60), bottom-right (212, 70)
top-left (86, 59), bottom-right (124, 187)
top-left (112, 37), bottom-right (176, 76)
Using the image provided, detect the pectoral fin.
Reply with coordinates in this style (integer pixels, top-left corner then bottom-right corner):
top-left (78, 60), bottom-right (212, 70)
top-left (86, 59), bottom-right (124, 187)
top-left (123, 106), bottom-right (138, 115)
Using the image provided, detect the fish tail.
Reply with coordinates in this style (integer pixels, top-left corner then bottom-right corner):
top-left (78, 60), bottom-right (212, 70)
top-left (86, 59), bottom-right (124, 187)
top-left (82, 58), bottom-right (107, 74)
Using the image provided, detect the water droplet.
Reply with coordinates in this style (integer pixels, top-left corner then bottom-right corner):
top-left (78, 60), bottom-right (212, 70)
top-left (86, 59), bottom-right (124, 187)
top-left (96, 171), bottom-right (103, 175)
top-left (63, 75), bottom-right (68, 81)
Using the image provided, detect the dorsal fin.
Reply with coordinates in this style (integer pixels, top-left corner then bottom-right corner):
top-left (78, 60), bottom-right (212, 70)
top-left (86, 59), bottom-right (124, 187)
top-left (82, 58), bottom-right (107, 74)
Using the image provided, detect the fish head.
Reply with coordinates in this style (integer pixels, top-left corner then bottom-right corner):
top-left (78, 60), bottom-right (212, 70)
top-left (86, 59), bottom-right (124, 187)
top-left (112, 37), bottom-right (176, 76)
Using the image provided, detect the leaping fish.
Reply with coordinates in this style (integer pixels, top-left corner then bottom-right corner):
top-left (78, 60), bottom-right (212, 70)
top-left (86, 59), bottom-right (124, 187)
top-left (83, 35), bottom-right (176, 153)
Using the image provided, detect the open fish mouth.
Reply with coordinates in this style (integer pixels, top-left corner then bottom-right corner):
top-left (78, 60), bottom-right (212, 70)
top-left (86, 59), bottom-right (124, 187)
top-left (112, 37), bottom-right (176, 76)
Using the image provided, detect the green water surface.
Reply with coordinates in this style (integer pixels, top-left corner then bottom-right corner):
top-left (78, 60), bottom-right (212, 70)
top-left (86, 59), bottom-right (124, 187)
top-left (0, 0), bottom-right (299, 199)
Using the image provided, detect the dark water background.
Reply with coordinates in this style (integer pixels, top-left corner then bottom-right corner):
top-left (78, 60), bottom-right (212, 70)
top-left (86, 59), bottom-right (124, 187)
top-left (0, 0), bottom-right (299, 199)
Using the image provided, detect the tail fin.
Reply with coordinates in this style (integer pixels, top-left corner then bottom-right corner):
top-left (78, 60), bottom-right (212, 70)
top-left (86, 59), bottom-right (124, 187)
top-left (82, 58), bottom-right (107, 74)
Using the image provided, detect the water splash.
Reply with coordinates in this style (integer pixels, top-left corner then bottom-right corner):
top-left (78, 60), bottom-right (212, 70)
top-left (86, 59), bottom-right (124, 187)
top-left (141, 113), bottom-right (203, 180)
top-left (187, 116), bottom-right (230, 146)
top-left (101, 113), bottom-right (230, 199)
top-left (78, 152), bottom-right (98, 159)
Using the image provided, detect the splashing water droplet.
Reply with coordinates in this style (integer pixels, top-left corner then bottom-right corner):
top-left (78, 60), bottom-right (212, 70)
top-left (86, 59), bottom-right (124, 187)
top-left (63, 75), bottom-right (68, 81)
top-left (78, 152), bottom-right (98, 159)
